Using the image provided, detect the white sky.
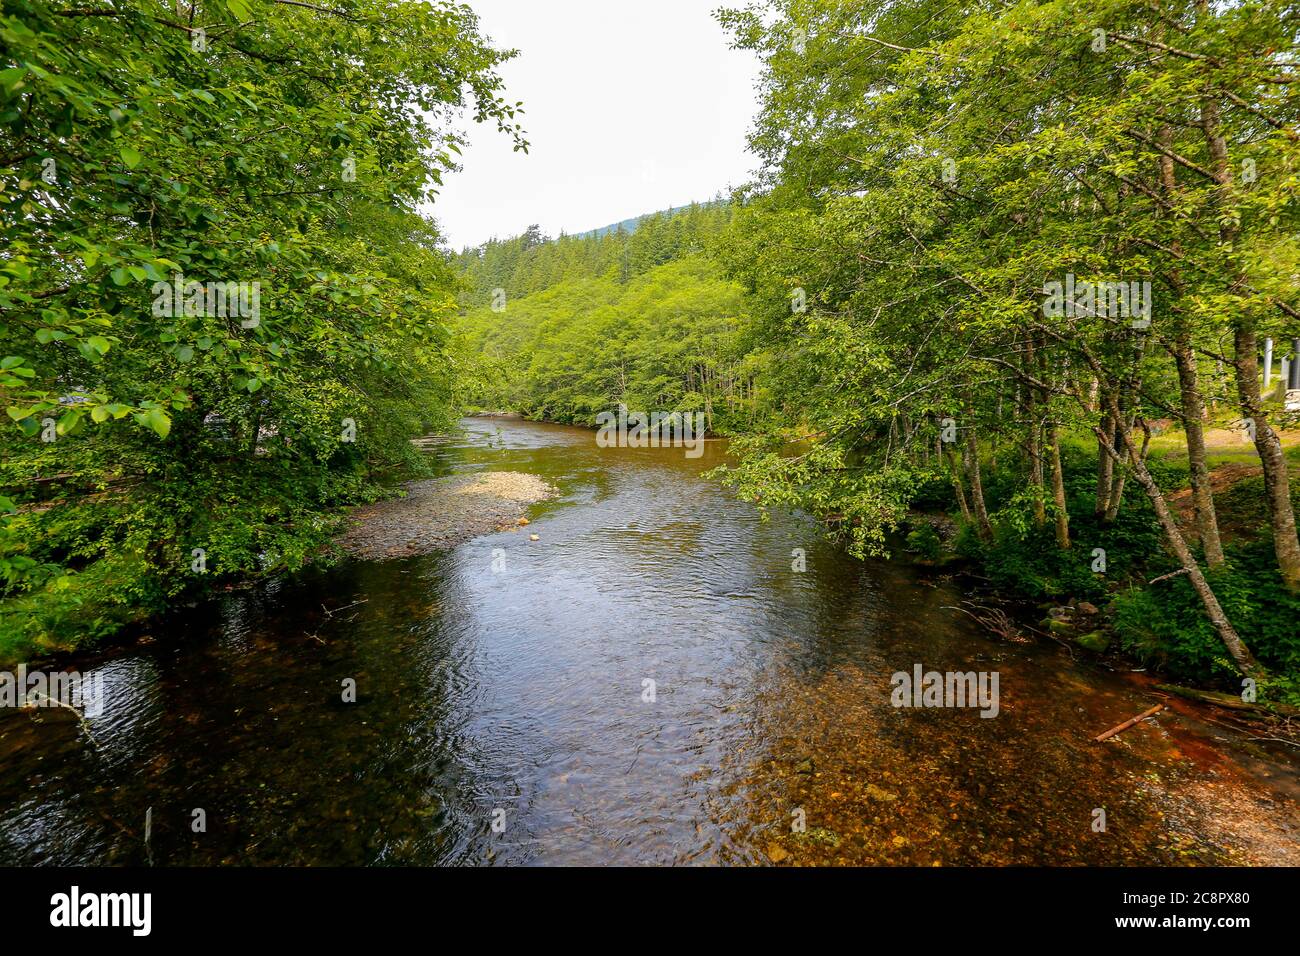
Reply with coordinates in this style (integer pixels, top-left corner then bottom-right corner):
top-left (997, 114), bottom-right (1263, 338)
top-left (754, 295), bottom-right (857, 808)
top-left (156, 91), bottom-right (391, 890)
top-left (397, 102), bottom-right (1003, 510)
top-left (429, 0), bottom-right (762, 250)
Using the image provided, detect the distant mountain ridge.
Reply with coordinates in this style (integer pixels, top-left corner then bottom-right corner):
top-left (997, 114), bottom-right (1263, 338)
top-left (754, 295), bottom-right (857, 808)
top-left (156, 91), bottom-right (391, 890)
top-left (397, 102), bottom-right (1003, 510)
top-left (574, 203), bottom-right (702, 240)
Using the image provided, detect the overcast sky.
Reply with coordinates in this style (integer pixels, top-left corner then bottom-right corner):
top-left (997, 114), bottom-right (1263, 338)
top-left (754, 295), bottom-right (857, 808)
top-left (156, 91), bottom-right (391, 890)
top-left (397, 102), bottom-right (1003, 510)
top-left (429, 0), bottom-right (762, 250)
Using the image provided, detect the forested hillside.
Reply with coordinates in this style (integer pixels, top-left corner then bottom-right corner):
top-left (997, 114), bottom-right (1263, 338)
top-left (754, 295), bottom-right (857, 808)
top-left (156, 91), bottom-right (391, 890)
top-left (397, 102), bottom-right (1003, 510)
top-left (453, 203), bottom-right (758, 429)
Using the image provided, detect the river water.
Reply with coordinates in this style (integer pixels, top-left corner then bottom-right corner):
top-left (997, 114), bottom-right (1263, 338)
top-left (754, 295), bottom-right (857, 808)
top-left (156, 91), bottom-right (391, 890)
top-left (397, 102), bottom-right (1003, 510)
top-left (1, 416), bottom-right (1296, 865)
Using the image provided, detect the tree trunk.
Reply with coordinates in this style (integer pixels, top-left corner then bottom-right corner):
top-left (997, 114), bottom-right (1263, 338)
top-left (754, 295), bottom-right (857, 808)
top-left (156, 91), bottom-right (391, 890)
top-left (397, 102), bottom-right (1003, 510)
top-left (248, 407), bottom-right (262, 459)
top-left (945, 444), bottom-right (972, 524)
top-left (1072, 334), bottom-right (1263, 676)
top-left (1102, 409), bottom-right (1262, 677)
top-left (1035, 335), bottom-right (1067, 547)
top-left (1234, 324), bottom-right (1300, 588)
top-left (1103, 337), bottom-right (1147, 524)
top-left (1157, 121), bottom-right (1226, 567)
top-left (1024, 339), bottom-right (1045, 527)
top-left (1095, 403), bottom-right (1114, 520)
top-left (1048, 418), bottom-right (1070, 549)
top-left (1200, 91), bottom-right (1300, 588)
top-left (964, 423), bottom-right (993, 540)
top-left (1103, 415), bottom-right (1128, 524)
top-left (1172, 332), bottom-right (1225, 566)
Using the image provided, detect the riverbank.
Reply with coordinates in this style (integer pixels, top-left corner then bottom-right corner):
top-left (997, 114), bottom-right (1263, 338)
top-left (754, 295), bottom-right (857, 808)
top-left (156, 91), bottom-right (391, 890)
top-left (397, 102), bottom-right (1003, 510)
top-left (334, 470), bottom-right (558, 560)
top-left (0, 409), bottom-right (562, 665)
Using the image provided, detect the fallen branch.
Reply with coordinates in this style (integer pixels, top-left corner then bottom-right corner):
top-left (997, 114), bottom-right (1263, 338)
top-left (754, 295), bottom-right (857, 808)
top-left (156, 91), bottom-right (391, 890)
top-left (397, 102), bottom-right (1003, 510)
top-left (23, 691), bottom-right (98, 746)
top-left (942, 600), bottom-right (1027, 642)
top-left (322, 598), bottom-right (368, 618)
top-left (1148, 567), bottom-right (1191, 585)
top-left (1094, 703), bottom-right (1163, 742)
top-left (1156, 683), bottom-right (1300, 717)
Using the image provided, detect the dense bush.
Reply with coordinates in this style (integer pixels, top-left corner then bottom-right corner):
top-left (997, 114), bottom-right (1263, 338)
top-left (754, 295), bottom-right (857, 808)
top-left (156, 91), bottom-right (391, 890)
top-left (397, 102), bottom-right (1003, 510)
top-left (1113, 537), bottom-right (1300, 697)
top-left (0, 0), bottom-right (520, 659)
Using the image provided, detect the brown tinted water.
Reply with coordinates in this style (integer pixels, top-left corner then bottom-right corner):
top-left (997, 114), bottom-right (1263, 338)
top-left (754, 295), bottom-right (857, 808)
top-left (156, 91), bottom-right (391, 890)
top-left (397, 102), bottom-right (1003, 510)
top-left (1, 417), bottom-right (1296, 865)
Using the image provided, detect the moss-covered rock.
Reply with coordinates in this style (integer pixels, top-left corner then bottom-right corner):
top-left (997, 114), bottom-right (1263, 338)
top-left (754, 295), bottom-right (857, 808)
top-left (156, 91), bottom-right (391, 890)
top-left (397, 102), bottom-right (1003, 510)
top-left (1076, 630), bottom-right (1111, 653)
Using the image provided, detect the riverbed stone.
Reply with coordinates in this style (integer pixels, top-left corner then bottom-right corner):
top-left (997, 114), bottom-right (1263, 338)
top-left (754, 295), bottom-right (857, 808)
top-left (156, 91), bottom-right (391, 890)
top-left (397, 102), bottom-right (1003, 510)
top-left (864, 783), bottom-right (898, 802)
top-left (1075, 631), bottom-right (1111, 653)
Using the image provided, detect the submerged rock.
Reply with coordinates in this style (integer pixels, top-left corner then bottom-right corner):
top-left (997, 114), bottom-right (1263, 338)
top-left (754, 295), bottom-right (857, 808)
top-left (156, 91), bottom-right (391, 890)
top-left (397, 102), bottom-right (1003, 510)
top-left (864, 783), bottom-right (898, 802)
top-left (801, 827), bottom-right (842, 848)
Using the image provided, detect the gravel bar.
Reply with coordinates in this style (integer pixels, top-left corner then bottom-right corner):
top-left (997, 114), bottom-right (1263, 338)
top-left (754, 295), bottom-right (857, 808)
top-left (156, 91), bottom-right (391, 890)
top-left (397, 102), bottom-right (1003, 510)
top-left (335, 471), bottom-right (558, 560)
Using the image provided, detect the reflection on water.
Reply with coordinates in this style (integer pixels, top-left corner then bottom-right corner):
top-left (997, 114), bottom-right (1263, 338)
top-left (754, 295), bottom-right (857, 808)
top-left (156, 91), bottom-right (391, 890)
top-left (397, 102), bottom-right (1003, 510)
top-left (1, 417), bottom-right (1296, 865)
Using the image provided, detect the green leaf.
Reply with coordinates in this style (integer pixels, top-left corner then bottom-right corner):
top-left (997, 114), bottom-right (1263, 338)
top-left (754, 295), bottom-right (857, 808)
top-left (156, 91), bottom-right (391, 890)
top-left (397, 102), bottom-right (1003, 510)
top-left (56, 409), bottom-right (82, 435)
top-left (135, 406), bottom-right (171, 439)
top-left (120, 145), bottom-right (144, 169)
top-left (0, 67), bottom-right (28, 98)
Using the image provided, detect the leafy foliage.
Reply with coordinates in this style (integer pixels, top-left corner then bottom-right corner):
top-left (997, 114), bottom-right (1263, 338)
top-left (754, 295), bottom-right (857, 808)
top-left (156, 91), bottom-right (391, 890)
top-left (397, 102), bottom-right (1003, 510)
top-left (454, 206), bottom-right (753, 431)
top-left (706, 0), bottom-right (1300, 687)
top-left (0, 0), bottom-right (521, 658)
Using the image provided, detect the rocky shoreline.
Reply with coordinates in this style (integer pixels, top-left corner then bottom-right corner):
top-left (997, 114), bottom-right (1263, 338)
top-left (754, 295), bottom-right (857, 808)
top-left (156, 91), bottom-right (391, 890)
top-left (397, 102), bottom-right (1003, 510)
top-left (335, 471), bottom-right (558, 560)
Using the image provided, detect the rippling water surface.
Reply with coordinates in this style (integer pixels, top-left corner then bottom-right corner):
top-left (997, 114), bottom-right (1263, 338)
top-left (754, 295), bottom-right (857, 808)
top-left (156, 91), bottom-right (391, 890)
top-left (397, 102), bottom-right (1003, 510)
top-left (1, 417), bottom-right (1296, 865)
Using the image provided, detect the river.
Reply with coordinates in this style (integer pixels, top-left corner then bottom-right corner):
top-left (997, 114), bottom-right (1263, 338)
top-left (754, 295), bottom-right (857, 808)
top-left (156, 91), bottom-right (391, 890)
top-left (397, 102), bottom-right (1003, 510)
top-left (1, 416), bottom-right (1296, 865)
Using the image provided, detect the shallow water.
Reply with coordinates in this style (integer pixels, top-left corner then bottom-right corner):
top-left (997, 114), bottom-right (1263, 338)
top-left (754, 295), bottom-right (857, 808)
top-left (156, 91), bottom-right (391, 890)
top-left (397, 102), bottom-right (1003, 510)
top-left (1, 417), bottom-right (1295, 865)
